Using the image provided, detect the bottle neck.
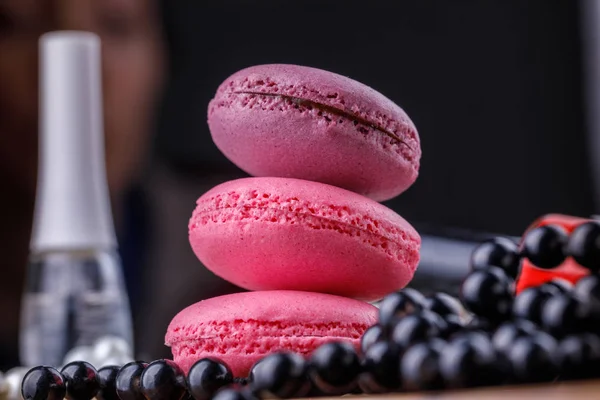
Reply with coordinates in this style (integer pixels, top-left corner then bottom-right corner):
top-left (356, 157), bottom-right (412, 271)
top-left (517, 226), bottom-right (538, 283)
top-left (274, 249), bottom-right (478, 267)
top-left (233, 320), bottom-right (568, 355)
top-left (32, 32), bottom-right (116, 252)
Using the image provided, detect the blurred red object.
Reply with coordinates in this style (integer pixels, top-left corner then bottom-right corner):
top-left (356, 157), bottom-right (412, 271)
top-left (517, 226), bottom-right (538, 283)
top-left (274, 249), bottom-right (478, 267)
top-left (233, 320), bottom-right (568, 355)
top-left (516, 214), bottom-right (592, 294)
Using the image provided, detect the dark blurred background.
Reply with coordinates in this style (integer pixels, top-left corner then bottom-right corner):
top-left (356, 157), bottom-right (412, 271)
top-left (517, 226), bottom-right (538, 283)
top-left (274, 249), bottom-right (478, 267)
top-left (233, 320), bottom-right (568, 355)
top-left (155, 0), bottom-right (592, 237)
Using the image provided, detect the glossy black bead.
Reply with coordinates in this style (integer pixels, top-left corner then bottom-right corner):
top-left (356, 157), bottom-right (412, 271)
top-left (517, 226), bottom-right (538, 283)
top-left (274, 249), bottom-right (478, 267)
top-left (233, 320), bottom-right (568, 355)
top-left (460, 267), bottom-right (514, 321)
top-left (440, 315), bottom-right (464, 339)
top-left (464, 316), bottom-right (495, 333)
top-left (439, 334), bottom-right (501, 388)
top-left (425, 337), bottom-right (448, 353)
top-left (566, 221), bottom-right (600, 273)
top-left (211, 389), bottom-right (258, 400)
top-left (60, 361), bottom-right (100, 400)
top-left (401, 288), bottom-right (427, 306)
top-left (360, 324), bottom-right (385, 354)
top-left (422, 309), bottom-right (448, 331)
top-left (21, 366), bottom-right (66, 400)
top-left (378, 290), bottom-right (423, 329)
top-left (425, 293), bottom-right (465, 317)
top-left (573, 276), bottom-right (600, 334)
top-left (249, 352), bottom-right (310, 399)
top-left (470, 237), bottom-right (521, 278)
top-left (538, 283), bottom-right (565, 297)
top-left (556, 333), bottom-right (600, 380)
top-left (450, 330), bottom-right (492, 348)
top-left (543, 279), bottom-right (573, 294)
top-left (186, 358), bottom-right (233, 400)
top-left (507, 333), bottom-right (558, 383)
top-left (140, 359), bottom-right (187, 400)
top-left (574, 274), bottom-right (600, 316)
top-left (390, 311), bottom-right (443, 349)
top-left (492, 320), bottom-right (538, 355)
top-left (401, 340), bottom-right (445, 391)
top-left (541, 294), bottom-right (584, 337)
top-left (512, 287), bottom-right (550, 324)
top-left (520, 225), bottom-right (568, 269)
top-left (97, 366), bottom-right (120, 400)
top-left (115, 361), bottom-right (148, 400)
top-left (358, 341), bottom-right (403, 393)
top-left (308, 342), bottom-right (361, 395)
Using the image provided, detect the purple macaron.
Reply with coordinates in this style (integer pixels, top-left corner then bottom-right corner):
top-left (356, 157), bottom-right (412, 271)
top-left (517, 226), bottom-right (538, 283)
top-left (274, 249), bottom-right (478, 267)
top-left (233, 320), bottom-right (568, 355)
top-left (207, 64), bottom-right (421, 202)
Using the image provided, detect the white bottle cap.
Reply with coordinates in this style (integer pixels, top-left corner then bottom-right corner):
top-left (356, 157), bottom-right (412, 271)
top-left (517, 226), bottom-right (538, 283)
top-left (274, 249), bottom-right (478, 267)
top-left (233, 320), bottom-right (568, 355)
top-left (31, 31), bottom-right (117, 252)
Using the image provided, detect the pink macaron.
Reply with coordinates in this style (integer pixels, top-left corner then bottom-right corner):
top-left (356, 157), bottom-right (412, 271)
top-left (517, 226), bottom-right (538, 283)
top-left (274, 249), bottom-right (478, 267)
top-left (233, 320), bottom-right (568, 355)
top-left (188, 177), bottom-right (421, 301)
top-left (165, 290), bottom-right (378, 377)
top-left (208, 64), bottom-right (421, 202)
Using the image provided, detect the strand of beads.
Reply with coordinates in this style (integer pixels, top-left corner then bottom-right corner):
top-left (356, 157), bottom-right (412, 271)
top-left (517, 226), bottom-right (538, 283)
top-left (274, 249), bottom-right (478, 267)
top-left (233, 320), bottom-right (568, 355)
top-left (17, 219), bottom-right (600, 400)
top-left (3, 336), bottom-right (133, 400)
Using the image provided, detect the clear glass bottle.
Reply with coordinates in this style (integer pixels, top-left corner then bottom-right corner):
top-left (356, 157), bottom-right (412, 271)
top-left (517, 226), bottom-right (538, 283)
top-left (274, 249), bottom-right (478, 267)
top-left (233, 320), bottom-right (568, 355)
top-left (20, 32), bottom-right (133, 366)
top-left (20, 250), bottom-right (132, 367)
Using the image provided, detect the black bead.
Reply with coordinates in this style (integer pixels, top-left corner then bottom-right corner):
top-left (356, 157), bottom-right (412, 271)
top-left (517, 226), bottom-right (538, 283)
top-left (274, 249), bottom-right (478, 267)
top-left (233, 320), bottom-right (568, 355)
top-left (378, 290), bottom-right (423, 330)
top-left (115, 361), bottom-right (148, 400)
top-left (422, 309), bottom-right (449, 332)
top-left (424, 293), bottom-right (465, 317)
top-left (543, 279), bottom-right (573, 294)
top-left (308, 342), bottom-right (361, 395)
top-left (555, 333), bottom-right (600, 380)
top-left (470, 237), bottom-right (521, 278)
top-left (512, 287), bottom-right (551, 324)
top-left (538, 283), bottom-right (564, 297)
top-left (390, 311), bottom-right (443, 349)
top-left (211, 389), bottom-right (257, 400)
top-left (460, 267), bottom-right (514, 321)
top-left (360, 325), bottom-right (385, 354)
top-left (425, 337), bottom-right (448, 353)
top-left (21, 366), bottom-right (66, 400)
top-left (464, 316), bottom-right (496, 333)
top-left (400, 340), bottom-right (445, 391)
top-left (358, 341), bottom-right (403, 393)
top-left (249, 352), bottom-right (310, 399)
top-left (507, 333), bottom-right (558, 383)
top-left (440, 315), bottom-right (464, 339)
top-left (401, 288), bottom-right (427, 306)
top-left (566, 221), bottom-right (600, 273)
top-left (187, 358), bottom-right (233, 400)
top-left (438, 334), bottom-right (501, 388)
top-left (450, 330), bottom-right (492, 347)
top-left (140, 360), bottom-right (187, 400)
top-left (520, 225), bottom-right (568, 269)
top-left (573, 274), bottom-right (600, 317)
top-left (97, 366), bottom-right (120, 400)
top-left (492, 320), bottom-right (538, 355)
top-left (541, 294), bottom-right (584, 337)
top-left (60, 361), bottom-right (100, 400)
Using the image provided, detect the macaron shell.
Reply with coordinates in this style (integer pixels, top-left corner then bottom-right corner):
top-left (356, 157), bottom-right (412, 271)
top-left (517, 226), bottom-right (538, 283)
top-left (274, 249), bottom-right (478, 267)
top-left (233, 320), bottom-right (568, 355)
top-left (208, 64), bottom-right (421, 202)
top-left (165, 290), bottom-right (378, 377)
top-left (189, 177), bottom-right (420, 301)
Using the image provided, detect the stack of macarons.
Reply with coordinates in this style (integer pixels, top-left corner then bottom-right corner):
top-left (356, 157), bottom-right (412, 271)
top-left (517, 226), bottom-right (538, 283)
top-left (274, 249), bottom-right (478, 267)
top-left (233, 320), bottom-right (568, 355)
top-left (165, 64), bottom-right (422, 377)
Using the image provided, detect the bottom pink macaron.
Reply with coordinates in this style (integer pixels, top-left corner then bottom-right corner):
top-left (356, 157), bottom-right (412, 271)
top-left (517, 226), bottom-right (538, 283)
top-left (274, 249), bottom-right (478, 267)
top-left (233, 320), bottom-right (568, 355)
top-left (164, 290), bottom-right (378, 377)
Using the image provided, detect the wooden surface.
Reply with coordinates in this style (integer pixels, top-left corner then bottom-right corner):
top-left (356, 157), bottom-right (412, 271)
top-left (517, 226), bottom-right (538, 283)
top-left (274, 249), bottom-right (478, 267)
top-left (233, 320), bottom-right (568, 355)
top-left (310, 380), bottom-right (600, 400)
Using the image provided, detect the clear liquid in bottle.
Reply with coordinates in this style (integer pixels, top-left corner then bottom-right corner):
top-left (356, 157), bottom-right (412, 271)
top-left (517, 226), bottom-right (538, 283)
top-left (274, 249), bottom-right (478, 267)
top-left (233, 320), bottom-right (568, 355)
top-left (20, 250), bottom-right (133, 367)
